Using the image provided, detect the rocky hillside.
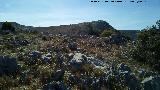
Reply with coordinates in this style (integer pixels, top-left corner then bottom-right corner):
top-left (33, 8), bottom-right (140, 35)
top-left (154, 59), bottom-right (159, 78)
top-left (0, 22), bottom-right (33, 31)
top-left (33, 20), bottom-right (114, 36)
top-left (0, 31), bottom-right (159, 90)
top-left (0, 20), bottom-right (114, 35)
top-left (0, 21), bottom-right (139, 40)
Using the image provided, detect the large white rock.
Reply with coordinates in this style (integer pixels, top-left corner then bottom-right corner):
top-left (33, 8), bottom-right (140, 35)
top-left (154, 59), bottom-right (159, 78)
top-left (68, 53), bottom-right (86, 71)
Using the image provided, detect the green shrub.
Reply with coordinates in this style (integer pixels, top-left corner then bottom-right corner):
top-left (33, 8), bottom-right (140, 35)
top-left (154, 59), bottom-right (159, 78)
top-left (86, 23), bottom-right (101, 36)
top-left (131, 20), bottom-right (160, 71)
top-left (100, 29), bottom-right (118, 37)
top-left (1, 21), bottom-right (15, 32)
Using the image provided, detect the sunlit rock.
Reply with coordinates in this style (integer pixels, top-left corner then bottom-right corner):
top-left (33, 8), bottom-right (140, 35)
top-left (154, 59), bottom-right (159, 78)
top-left (68, 53), bottom-right (87, 71)
top-left (29, 51), bottom-right (41, 58)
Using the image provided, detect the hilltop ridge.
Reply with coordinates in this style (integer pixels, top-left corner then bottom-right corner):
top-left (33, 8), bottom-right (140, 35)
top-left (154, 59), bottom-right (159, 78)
top-left (0, 20), bottom-right (139, 39)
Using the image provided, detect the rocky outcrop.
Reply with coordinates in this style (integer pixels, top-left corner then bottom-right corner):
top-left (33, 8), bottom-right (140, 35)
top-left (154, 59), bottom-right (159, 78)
top-left (41, 53), bottom-right (52, 63)
top-left (68, 53), bottom-right (86, 71)
top-left (51, 69), bottom-right (65, 82)
top-left (141, 76), bottom-right (160, 90)
top-left (29, 51), bottom-right (41, 59)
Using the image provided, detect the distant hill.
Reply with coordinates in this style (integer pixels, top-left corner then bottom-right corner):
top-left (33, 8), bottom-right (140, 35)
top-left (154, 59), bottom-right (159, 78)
top-left (33, 20), bottom-right (114, 36)
top-left (119, 30), bottom-right (140, 40)
top-left (0, 21), bottom-right (140, 40)
top-left (0, 22), bottom-right (33, 31)
top-left (0, 20), bottom-right (114, 35)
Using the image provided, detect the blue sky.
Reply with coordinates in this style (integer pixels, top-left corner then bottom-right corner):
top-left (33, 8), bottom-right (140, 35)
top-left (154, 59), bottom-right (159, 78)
top-left (0, 0), bottom-right (160, 30)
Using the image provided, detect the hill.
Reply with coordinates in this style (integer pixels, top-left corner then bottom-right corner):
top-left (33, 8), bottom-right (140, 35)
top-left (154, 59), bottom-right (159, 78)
top-left (0, 21), bottom-right (139, 39)
top-left (33, 20), bottom-right (114, 36)
top-left (0, 22), bottom-right (33, 31)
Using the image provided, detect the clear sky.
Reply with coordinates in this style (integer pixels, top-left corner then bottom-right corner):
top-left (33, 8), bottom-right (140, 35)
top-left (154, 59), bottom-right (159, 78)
top-left (0, 0), bottom-right (160, 30)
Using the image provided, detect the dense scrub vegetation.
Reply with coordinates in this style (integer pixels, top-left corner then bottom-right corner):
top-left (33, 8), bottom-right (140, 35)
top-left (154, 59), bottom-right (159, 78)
top-left (1, 21), bottom-right (15, 33)
top-left (100, 29), bottom-right (118, 37)
top-left (0, 21), bottom-right (160, 90)
top-left (131, 20), bottom-right (160, 71)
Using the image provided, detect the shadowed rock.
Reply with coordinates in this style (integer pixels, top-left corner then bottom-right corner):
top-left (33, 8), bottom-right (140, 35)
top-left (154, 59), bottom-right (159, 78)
top-left (142, 76), bottom-right (160, 90)
top-left (51, 69), bottom-right (65, 82)
top-left (0, 56), bottom-right (19, 76)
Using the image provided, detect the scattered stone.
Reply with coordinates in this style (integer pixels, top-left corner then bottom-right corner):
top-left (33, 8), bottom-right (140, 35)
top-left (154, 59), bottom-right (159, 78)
top-left (121, 72), bottom-right (140, 90)
top-left (41, 53), bottom-right (52, 63)
top-left (118, 63), bottom-right (140, 90)
top-left (68, 53), bottom-right (86, 71)
top-left (118, 63), bottom-right (131, 73)
top-left (29, 51), bottom-right (41, 58)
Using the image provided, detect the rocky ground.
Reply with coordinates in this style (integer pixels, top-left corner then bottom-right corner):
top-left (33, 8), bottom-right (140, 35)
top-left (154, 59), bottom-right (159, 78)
top-left (0, 32), bottom-right (160, 90)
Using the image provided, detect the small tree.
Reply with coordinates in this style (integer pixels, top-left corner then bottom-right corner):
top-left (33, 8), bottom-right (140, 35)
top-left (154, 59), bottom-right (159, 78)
top-left (131, 20), bottom-right (160, 71)
top-left (1, 21), bottom-right (15, 32)
top-left (156, 20), bottom-right (160, 29)
top-left (100, 29), bottom-right (118, 37)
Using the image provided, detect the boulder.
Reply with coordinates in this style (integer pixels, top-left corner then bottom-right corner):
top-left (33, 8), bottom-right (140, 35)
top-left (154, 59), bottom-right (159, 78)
top-left (68, 42), bottom-right (77, 51)
top-left (138, 69), bottom-right (146, 78)
top-left (27, 51), bottom-right (41, 65)
top-left (118, 63), bottom-right (131, 73)
top-left (138, 69), bottom-right (158, 78)
top-left (68, 53), bottom-right (86, 71)
top-left (29, 51), bottom-right (41, 58)
top-left (141, 76), bottom-right (160, 90)
top-left (10, 39), bottom-right (30, 46)
top-left (41, 56), bottom-right (51, 63)
top-left (41, 53), bottom-right (52, 63)
top-left (105, 63), bottom-right (140, 90)
top-left (0, 56), bottom-right (19, 76)
top-left (16, 40), bottom-right (29, 46)
top-left (51, 69), bottom-right (65, 81)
